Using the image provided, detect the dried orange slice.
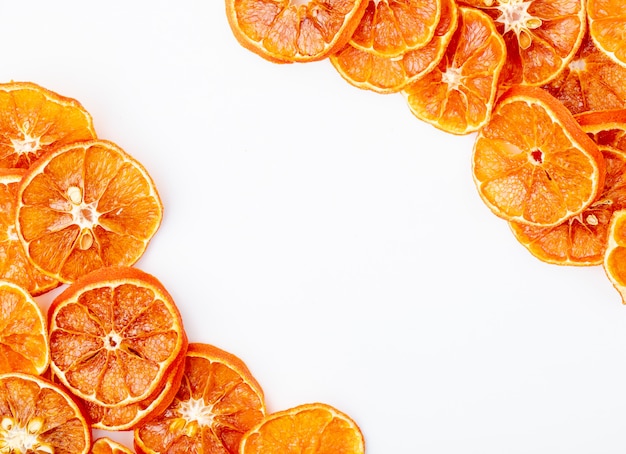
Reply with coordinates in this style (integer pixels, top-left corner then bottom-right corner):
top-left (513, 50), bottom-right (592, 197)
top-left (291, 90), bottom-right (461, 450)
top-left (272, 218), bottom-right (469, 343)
top-left (239, 402), bottom-right (365, 453)
top-left (587, 0), bottom-right (626, 68)
top-left (575, 109), bottom-right (626, 151)
top-left (84, 353), bottom-right (185, 431)
top-left (348, 0), bottom-right (442, 57)
top-left (225, 0), bottom-right (368, 63)
top-left (472, 85), bottom-right (606, 227)
top-left (134, 343), bottom-right (265, 454)
top-left (402, 6), bottom-right (506, 134)
top-left (91, 438), bottom-right (134, 454)
top-left (481, 0), bottom-right (586, 86)
top-left (604, 210), bottom-right (626, 304)
top-left (16, 139), bottom-right (163, 284)
top-left (0, 81), bottom-right (96, 170)
top-left (0, 372), bottom-right (91, 454)
top-left (542, 33), bottom-right (626, 115)
top-left (0, 169), bottom-right (59, 295)
top-left (330, 0), bottom-right (458, 93)
top-left (510, 146), bottom-right (626, 265)
top-left (48, 266), bottom-right (188, 408)
top-left (0, 280), bottom-right (49, 375)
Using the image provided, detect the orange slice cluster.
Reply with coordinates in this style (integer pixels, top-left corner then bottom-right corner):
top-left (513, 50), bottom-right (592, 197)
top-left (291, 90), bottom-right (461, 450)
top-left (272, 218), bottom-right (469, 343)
top-left (226, 1), bottom-right (626, 304)
top-left (0, 81), bottom-right (364, 453)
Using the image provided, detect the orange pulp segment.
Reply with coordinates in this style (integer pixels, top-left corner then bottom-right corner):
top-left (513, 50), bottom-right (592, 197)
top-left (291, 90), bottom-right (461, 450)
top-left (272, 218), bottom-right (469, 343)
top-left (330, 0), bottom-right (458, 93)
top-left (0, 280), bottom-right (49, 375)
top-left (483, 0), bottom-right (586, 86)
top-left (510, 146), bottom-right (626, 265)
top-left (239, 402), bottom-right (365, 454)
top-left (48, 266), bottom-right (188, 408)
top-left (0, 372), bottom-right (91, 454)
top-left (225, 0), bottom-right (369, 63)
top-left (403, 6), bottom-right (506, 135)
top-left (0, 81), bottom-right (96, 169)
top-left (575, 108), bottom-right (626, 151)
top-left (134, 342), bottom-right (265, 454)
top-left (349, 0), bottom-right (442, 57)
top-left (472, 85), bottom-right (606, 227)
top-left (0, 169), bottom-right (59, 295)
top-left (604, 209), bottom-right (626, 304)
top-left (91, 437), bottom-right (134, 454)
top-left (16, 139), bottom-right (163, 284)
top-left (542, 33), bottom-right (626, 115)
top-left (587, 0), bottom-right (626, 68)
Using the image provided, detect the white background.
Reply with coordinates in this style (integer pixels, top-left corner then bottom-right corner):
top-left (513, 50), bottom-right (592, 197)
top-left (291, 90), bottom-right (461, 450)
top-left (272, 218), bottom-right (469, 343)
top-left (6, 1), bottom-right (626, 452)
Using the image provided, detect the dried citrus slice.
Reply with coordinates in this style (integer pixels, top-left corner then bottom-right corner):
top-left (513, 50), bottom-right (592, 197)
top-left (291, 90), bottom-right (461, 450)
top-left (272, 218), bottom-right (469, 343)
top-left (0, 372), bottom-right (91, 454)
top-left (0, 280), bottom-right (49, 375)
top-left (48, 266), bottom-right (188, 408)
top-left (587, 0), bottom-right (626, 68)
top-left (604, 210), bottom-right (626, 304)
top-left (239, 402), bottom-right (365, 453)
top-left (542, 33), bottom-right (626, 115)
top-left (91, 438), bottom-right (134, 454)
top-left (402, 6), bottom-right (506, 134)
top-left (16, 139), bottom-right (163, 284)
top-left (480, 0), bottom-right (586, 86)
top-left (472, 85), bottom-right (606, 227)
top-left (134, 343), bottom-right (265, 454)
top-left (0, 81), bottom-right (96, 170)
top-left (576, 109), bottom-right (626, 151)
top-left (330, 0), bottom-right (458, 93)
top-left (225, 0), bottom-right (368, 63)
top-left (0, 169), bottom-right (59, 295)
top-left (84, 354), bottom-right (185, 431)
top-left (348, 0), bottom-right (442, 57)
top-left (510, 146), bottom-right (626, 265)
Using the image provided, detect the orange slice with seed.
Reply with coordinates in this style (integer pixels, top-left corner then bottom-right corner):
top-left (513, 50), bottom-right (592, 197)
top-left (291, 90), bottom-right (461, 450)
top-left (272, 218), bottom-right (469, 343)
top-left (0, 372), bottom-right (91, 454)
top-left (510, 146), bottom-right (626, 265)
top-left (472, 85), bottom-right (606, 227)
top-left (16, 139), bottom-right (163, 284)
top-left (134, 343), bottom-right (265, 454)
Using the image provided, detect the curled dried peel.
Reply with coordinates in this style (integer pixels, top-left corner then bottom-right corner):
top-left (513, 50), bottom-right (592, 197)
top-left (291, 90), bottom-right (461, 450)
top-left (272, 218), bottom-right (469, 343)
top-left (472, 85), bottom-right (605, 227)
top-left (226, 0), bottom-right (369, 63)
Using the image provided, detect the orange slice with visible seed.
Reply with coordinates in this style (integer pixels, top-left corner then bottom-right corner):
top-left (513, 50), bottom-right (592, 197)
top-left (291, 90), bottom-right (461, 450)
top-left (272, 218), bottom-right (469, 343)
top-left (16, 139), bottom-right (163, 284)
top-left (0, 372), bottom-right (91, 454)
top-left (134, 343), bottom-right (265, 454)
top-left (472, 85), bottom-right (606, 227)
top-left (510, 146), bottom-right (626, 265)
